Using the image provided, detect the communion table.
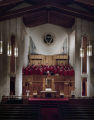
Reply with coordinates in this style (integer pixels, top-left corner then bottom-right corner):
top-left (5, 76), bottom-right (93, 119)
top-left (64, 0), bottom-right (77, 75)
top-left (40, 90), bottom-right (57, 98)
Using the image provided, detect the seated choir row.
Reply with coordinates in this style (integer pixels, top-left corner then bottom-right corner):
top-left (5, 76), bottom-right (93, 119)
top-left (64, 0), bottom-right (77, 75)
top-left (23, 64), bottom-right (74, 76)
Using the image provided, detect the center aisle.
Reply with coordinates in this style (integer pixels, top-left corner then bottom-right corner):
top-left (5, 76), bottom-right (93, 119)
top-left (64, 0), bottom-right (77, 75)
top-left (28, 98), bottom-right (69, 120)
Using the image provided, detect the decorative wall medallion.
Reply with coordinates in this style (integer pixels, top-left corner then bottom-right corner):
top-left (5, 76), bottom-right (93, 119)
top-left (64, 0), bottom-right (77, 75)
top-left (43, 33), bottom-right (55, 45)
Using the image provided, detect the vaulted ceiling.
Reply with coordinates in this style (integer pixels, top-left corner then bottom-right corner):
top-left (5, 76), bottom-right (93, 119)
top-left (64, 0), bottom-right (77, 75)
top-left (0, 0), bottom-right (94, 28)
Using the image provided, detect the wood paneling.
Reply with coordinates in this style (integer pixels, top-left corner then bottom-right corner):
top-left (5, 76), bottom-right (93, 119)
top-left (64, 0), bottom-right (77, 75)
top-left (0, 0), bottom-right (94, 22)
top-left (22, 75), bottom-right (75, 97)
top-left (75, 0), bottom-right (94, 7)
top-left (23, 54), bottom-right (74, 97)
top-left (0, 0), bottom-right (23, 7)
top-left (23, 9), bottom-right (75, 28)
top-left (29, 54), bottom-right (68, 65)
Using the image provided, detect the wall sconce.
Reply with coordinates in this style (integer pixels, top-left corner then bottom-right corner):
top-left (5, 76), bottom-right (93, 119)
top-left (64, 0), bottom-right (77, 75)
top-left (14, 18), bottom-right (18, 58)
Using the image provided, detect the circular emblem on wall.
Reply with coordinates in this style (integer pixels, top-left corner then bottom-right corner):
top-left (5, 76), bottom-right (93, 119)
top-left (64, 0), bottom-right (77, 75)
top-left (43, 33), bottom-right (54, 45)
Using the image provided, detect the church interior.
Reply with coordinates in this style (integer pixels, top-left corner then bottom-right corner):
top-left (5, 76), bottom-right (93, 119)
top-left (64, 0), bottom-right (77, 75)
top-left (0, 0), bottom-right (94, 120)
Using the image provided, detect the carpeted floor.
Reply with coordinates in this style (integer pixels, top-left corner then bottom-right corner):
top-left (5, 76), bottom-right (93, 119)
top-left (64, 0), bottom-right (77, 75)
top-left (41, 108), bottom-right (59, 120)
top-left (28, 98), bottom-right (69, 120)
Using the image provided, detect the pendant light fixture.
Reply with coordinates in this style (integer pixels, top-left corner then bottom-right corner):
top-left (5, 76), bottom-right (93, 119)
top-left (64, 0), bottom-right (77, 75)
top-left (80, 37), bottom-right (84, 58)
top-left (0, 31), bottom-right (3, 54)
top-left (14, 47), bottom-right (18, 57)
top-left (80, 47), bottom-right (84, 57)
top-left (0, 23), bottom-right (3, 54)
top-left (7, 20), bottom-right (12, 56)
top-left (14, 18), bottom-right (18, 57)
top-left (87, 22), bottom-right (92, 57)
top-left (80, 19), bottom-right (84, 58)
top-left (7, 42), bottom-right (12, 56)
top-left (80, 20), bottom-right (92, 58)
top-left (87, 41), bottom-right (92, 57)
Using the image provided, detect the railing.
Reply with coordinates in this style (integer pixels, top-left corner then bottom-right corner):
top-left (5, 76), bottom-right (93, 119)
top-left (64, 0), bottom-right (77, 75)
top-left (1, 95), bottom-right (31, 104)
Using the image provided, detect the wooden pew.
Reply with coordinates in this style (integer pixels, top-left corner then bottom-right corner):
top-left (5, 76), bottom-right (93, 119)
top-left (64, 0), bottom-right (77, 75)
top-left (0, 104), bottom-right (41, 120)
top-left (59, 99), bottom-right (94, 120)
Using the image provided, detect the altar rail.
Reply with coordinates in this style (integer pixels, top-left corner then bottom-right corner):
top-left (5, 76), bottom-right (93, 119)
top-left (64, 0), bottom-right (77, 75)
top-left (1, 96), bottom-right (94, 104)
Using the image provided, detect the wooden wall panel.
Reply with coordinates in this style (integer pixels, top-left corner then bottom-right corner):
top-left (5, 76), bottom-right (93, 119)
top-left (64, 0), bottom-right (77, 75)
top-left (29, 54), bottom-right (68, 65)
top-left (22, 75), bottom-right (75, 97)
top-left (23, 54), bottom-right (74, 97)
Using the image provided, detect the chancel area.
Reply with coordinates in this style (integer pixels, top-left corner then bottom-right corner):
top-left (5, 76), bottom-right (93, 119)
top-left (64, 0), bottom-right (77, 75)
top-left (22, 54), bottom-right (75, 98)
top-left (0, 0), bottom-right (94, 120)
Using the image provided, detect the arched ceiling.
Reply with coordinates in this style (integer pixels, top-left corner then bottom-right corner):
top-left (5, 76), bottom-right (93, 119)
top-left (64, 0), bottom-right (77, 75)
top-left (0, 0), bottom-right (94, 28)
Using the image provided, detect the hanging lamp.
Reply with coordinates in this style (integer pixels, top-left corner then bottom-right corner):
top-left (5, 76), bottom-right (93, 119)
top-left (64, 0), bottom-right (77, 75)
top-left (14, 18), bottom-right (18, 57)
top-left (7, 20), bottom-right (12, 56)
top-left (87, 42), bottom-right (92, 56)
top-left (80, 36), bottom-right (84, 58)
top-left (0, 32), bottom-right (3, 54)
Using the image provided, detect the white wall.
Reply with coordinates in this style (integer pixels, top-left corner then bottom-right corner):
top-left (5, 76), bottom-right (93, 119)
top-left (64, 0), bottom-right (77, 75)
top-left (27, 24), bottom-right (69, 55)
top-left (69, 30), bottom-right (75, 68)
top-left (75, 18), bottom-right (82, 97)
